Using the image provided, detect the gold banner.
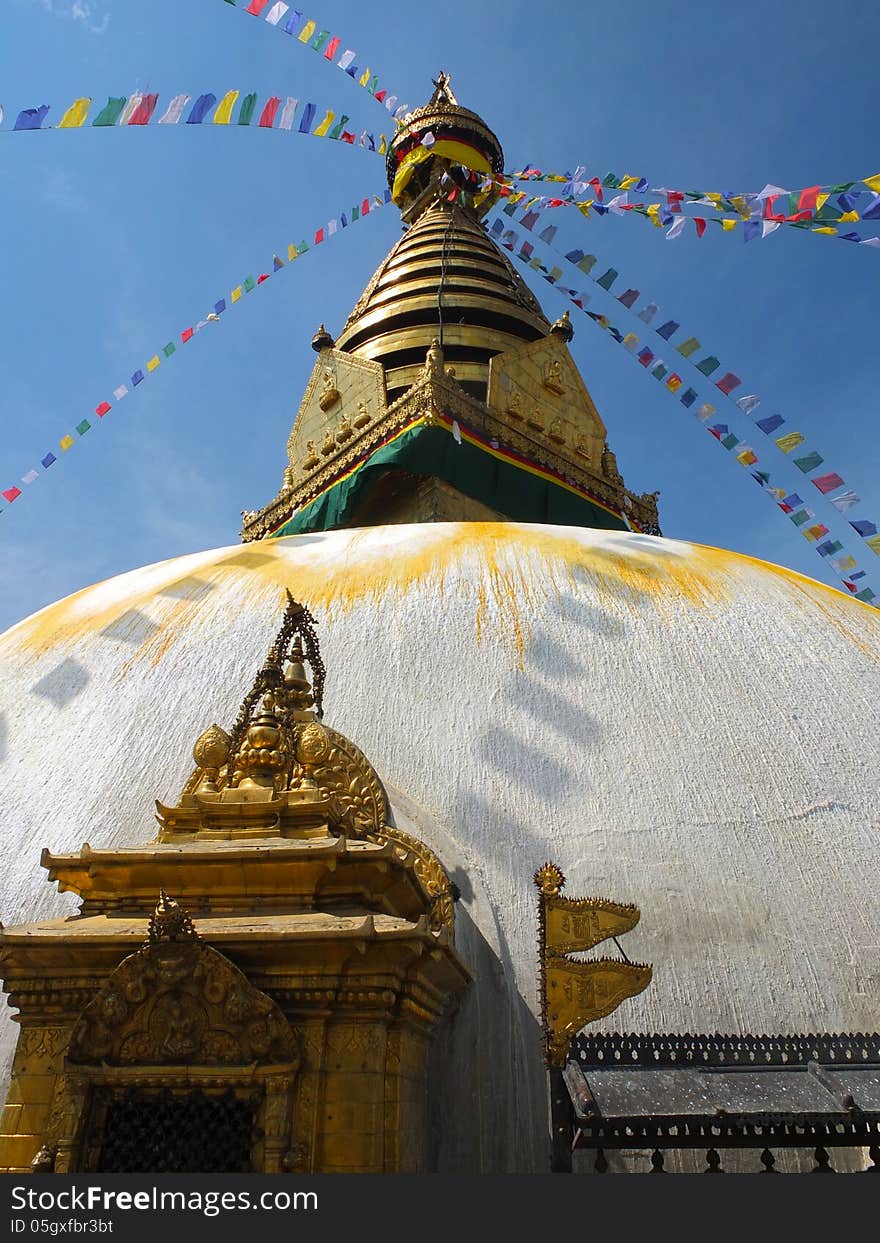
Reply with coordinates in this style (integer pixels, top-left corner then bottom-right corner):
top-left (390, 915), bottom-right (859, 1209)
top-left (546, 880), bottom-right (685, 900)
top-left (545, 958), bottom-right (652, 1065)
top-left (544, 895), bottom-right (639, 956)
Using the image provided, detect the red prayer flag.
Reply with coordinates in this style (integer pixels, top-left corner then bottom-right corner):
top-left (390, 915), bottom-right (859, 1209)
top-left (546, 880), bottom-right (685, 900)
top-left (246, 1), bottom-right (270, 15)
top-left (694, 217), bottom-right (706, 237)
top-left (257, 273), bottom-right (270, 284)
top-left (785, 210), bottom-right (813, 223)
top-left (181, 327), bottom-right (194, 343)
top-left (716, 372), bottom-right (742, 395)
top-left (95, 401), bottom-right (111, 417)
top-left (314, 228), bottom-right (324, 244)
top-left (341, 131), bottom-right (355, 143)
top-left (589, 177), bottom-right (604, 202)
top-left (324, 37), bottom-right (341, 60)
top-left (667, 190), bottom-right (684, 202)
top-left (811, 471), bottom-right (845, 494)
top-left (374, 89), bottom-right (387, 102)
top-left (258, 97), bottom-right (281, 128)
top-left (361, 198), bottom-right (371, 215)
top-left (798, 185), bottom-right (820, 213)
top-left (129, 94), bottom-right (158, 126)
top-left (2, 486), bottom-right (22, 503)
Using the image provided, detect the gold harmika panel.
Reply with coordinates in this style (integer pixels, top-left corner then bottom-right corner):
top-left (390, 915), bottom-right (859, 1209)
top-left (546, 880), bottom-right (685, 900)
top-left (534, 863), bottom-right (652, 1068)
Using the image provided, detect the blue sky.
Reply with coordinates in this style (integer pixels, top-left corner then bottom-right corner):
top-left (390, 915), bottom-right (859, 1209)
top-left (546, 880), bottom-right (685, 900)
top-left (1, 0), bottom-right (878, 630)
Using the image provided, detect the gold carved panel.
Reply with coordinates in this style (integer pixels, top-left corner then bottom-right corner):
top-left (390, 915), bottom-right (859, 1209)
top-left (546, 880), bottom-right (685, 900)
top-left (286, 349), bottom-right (388, 480)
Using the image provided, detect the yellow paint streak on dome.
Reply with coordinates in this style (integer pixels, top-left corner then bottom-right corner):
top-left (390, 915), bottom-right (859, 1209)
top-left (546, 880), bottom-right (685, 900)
top-left (6, 524), bottom-right (877, 674)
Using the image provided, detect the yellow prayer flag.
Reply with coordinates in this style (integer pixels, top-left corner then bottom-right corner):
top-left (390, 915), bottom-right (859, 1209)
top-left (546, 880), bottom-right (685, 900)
top-left (816, 193), bottom-right (829, 210)
top-left (775, 431), bottom-right (804, 454)
top-left (862, 173), bottom-right (880, 193)
top-left (231, 286), bottom-right (242, 303)
top-left (58, 97), bottom-right (91, 129)
top-left (729, 195), bottom-right (749, 217)
top-left (359, 67), bottom-right (372, 87)
top-left (287, 244), bottom-right (298, 262)
top-left (722, 219), bottom-right (736, 231)
top-left (838, 210), bottom-right (859, 222)
top-left (737, 450), bottom-right (758, 466)
top-left (298, 20), bottom-right (316, 43)
top-left (378, 134), bottom-right (387, 154)
top-left (575, 201), bottom-right (593, 219)
top-left (546, 174), bottom-right (566, 182)
top-left (706, 192), bottom-right (723, 209)
top-left (313, 109), bottom-right (335, 137)
top-left (866, 534), bottom-right (880, 556)
top-left (620, 175), bottom-right (638, 190)
top-left (146, 356), bottom-right (160, 373)
top-left (666, 376), bottom-right (682, 393)
top-left (213, 90), bottom-right (239, 125)
top-left (60, 435), bottom-right (74, 451)
top-left (813, 226), bottom-right (838, 235)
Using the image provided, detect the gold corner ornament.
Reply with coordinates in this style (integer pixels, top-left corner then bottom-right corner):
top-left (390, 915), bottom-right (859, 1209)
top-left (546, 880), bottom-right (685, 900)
top-left (534, 863), bottom-right (652, 1067)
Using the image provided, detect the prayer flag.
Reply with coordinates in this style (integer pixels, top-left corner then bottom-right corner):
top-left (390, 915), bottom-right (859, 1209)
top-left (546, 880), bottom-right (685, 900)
top-left (118, 95), bottom-right (142, 126)
top-left (187, 94), bottom-right (217, 124)
top-left (59, 98), bottom-right (91, 129)
top-left (112, 385), bottom-right (128, 400)
top-left (21, 470), bottom-right (39, 485)
top-left (666, 374), bottom-right (683, 392)
top-left (737, 447), bottom-right (758, 466)
top-left (617, 289), bottom-right (639, 308)
top-left (595, 268), bottom-right (618, 290)
top-left (76, 419), bottom-right (90, 436)
top-left (146, 356), bottom-right (160, 373)
top-left (863, 173), bottom-right (880, 193)
top-left (2, 487), bottom-right (22, 503)
top-left (231, 287), bottom-right (242, 302)
top-left (298, 20), bottom-right (316, 42)
top-left (637, 349), bottom-right (654, 367)
top-left (131, 370), bottom-right (144, 386)
top-left (793, 450), bottom-right (824, 473)
top-left (775, 431), bottom-right (804, 454)
top-left (665, 216), bottom-right (687, 239)
top-left (181, 327), bottom-right (194, 342)
top-left (803, 524), bottom-right (830, 542)
top-left (743, 220), bottom-right (761, 242)
top-left (638, 303), bottom-right (658, 324)
top-left (790, 509), bottom-right (814, 526)
top-left (129, 94), bottom-right (159, 126)
top-left (213, 91), bottom-right (240, 125)
top-left (298, 102), bottom-right (317, 133)
top-left (694, 217), bottom-right (707, 237)
top-left (798, 186), bottom-right (820, 213)
top-left (41, 453), bottom-right (56, 469)
top-left (246, 0), bottom-right (270, 13)
top-left (721, 219), bottom-right (736, 231)
top-left (283, 11), bottom-right (305, 34)
top-left (736, 394), bottom-right (761, 415)
top-left (831, 554), bottom-right (856, 571)
top-left (850, 519), bottom-right (878, 538)
top-left (95, 401), bottom-right (111, 417)
top-left (721, 434), bottom-right (740, 450)
top-left (657, 321), bottom-right (680, 340)
top-left (652, 363), bottom-right (668, 380)
top-left (257, 273), bottom-right (270, 284)
top-left (709, 424), bottom-right (729, 440)
top-left (328, 114), bottom-right (350, 139)
top-left (338, 50), bottom-right (356, 70)
top-left (855, 588), bottom-right (876, 602)
top-left (158, 94), bottom-right (190, 124)
top-left (259, 96), bottom-right (282, 127)
top-left (811, 471), bottom-right (845, 494)
top-left (313, 109), bottom-right (335, 136)
top-left (830, 490), bottom-right (860, 512)
top-left (716, 372), bottom-right (742, 395)
top-left (696, 404), bottom-right (714, 421)
top-left (325, 37), bottom-right (341, 60)
top-left (60, 435), bottom-right (74, 451)
top-left (866, 535), bottom-right (880, 556)
top-left (622, 333), bottom-right (638, 350)
top-left (273, 254), bottom-right (284, 270)
top-left (244, 276), bottom-right (256, 292)
top-left (214, 299), bottom-right (226, 315)
top-left (162, 342), bottom-right (176, 358)
top-left (816, 541), bottom-right (844, 558)
top-left (676, 337), bottom-right (700, 358)
top-left (680, 388), bottom-right (698, 408)
top-left (14, 106), bottom-right (50, 131)
top-left (695, 356), bottom-right (720, 376)
top-left (577, 255), bottom-right (597, 276)
top-left (264, 2), bottom-right (289, 23)
top-left (756, 414), bottom-right (784, 434)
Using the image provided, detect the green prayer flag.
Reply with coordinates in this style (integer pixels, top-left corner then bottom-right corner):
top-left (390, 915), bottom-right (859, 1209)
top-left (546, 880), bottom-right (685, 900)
top-left (92, 96), bottom-right (127, 127)
top-left (790, 509), bottom-right (811, 526)
top-left (328, 114), bottom-right (350, 140)
top-left (76, 419), bottom-right (90, 435)
top-left (310, 30), bottom-right (331, 52)
top-left (243, 276), bottom-right (256, 293)
top-left (238, 93), bottom-right (258, 126)
top-left (595, 268), bottom-right (618, 290)
top-left (651, 364), bottom-right (667, 380)
top-left (163, 342), bottom-right (176, 358)
top-left (577, 255), bottom-right (597, 276)
top-left (695, 355), bottom-right (720, 376)
top-left (351, 205), bottom-right (360, 221)
top-left (601, 173), bottom-right (620, 188)
top-left (676, 337), bottom-right (701, 358)
top-left (829, 182), bottom-right (856, 193)
top-left (721, 434), bottom-right (739, 450)
top-left (793, 451), bottom-right (824, 473)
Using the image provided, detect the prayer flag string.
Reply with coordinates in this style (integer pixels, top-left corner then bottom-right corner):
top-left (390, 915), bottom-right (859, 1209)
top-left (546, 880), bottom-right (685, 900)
top-left (0, 189), bottom-right (393, 517)
top-left (219, 0), bottom-right (408, 121)
top-left (493, 220), bottom-right (877, 603)
top-left (1, 91), bottom-right (390, 153)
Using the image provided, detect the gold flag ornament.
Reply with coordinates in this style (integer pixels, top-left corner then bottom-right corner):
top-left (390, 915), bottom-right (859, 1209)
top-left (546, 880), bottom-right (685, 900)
top-left (534, 863), bottom-right (652, 1068)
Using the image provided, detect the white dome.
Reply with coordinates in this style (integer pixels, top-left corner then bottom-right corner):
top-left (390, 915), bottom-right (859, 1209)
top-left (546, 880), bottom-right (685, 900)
top-left (1, 522), bottom-right (878, 1171)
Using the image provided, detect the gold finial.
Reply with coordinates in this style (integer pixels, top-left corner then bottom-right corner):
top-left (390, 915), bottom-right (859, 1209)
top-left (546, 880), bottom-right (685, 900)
top-left (550, 309), bottom-right (574, 343)
top-left (311, 323), bottom-right (334, 352)
top-left (430, 71), bottom-right (458, 107)
top-left (534, 862), bottom-right (565, 898)
top-left (148, 890), bottom-right (198, 944)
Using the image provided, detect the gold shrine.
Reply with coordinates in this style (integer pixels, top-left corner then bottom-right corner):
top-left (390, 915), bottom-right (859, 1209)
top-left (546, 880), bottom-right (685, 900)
top-left (0, 595), bottom-right (469, 1174)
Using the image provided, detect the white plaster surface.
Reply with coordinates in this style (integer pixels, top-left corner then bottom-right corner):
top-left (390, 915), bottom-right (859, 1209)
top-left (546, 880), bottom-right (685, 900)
top-left (0, 522), bottom-right (878, 1172)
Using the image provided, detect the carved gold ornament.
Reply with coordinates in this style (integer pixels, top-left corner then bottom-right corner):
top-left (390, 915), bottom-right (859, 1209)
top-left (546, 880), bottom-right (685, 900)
top-left (319, 370), bottom-right (340, 411)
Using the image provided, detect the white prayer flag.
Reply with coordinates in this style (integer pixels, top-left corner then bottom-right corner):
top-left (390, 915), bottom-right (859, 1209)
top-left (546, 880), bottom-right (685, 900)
top-left (665, 217), bottom-right (687, 240)
top-left (118, 94), bottom-right (142, 126)
top-left (21, 470), bottom-right (39, 485)
top-left (337, 50), bottom-right (356, 70)
top-left (158, 94), bottom-right (190, 125)
top-left (830, 490), bottom-right (861, 512)
top-left (638, 303), bottom-right (658, 324)
top-left (278, 97), bottom-right (299, 130)
top-left (112, 385), bottom-right (128, 401)
top-left (264, 2), bottom-right (289, 25)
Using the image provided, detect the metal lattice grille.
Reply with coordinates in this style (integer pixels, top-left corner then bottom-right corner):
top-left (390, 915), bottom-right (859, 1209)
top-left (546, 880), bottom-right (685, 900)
top-left (93, 1087), bottom-right (254, 1173)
